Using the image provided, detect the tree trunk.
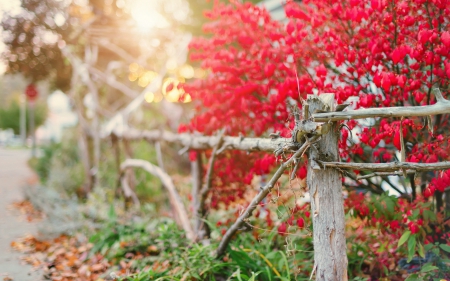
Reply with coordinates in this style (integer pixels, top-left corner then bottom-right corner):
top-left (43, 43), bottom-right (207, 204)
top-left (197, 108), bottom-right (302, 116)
top-left (306, 94), bottom-right (348, 281)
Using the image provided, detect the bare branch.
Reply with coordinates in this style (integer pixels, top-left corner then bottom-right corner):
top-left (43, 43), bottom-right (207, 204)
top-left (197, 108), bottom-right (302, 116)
top-left (196, 130), bottom-right (225, 240)
top-left (95, 39), bottom-right (151, 70)
top-left (117, 128), bottom-right (296, 153)
top-left (433, 88), bottom-right (445, 103)
top-left (120, 159), bottom-right (195, 241)
top-left (88, 66), bottom-right (139, 98)
top-left (155, 141), bottom-right (165, 172)
top-left (321, 161), bottom-right (450, 172)
top-left (356, 170), bottom-right (416, 180)
top-left (120, 175), bottom-right (140, 207)
top-left (313, 89), bottom-right (449, 122)
top-left (216, 136), bottom-right (318, 257)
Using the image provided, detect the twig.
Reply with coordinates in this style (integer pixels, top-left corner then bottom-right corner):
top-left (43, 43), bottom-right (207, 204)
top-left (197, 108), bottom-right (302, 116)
top-left (310, 263), bottom-right (317, 280)
top-left (120, 159), bottom-right (195, 241)
top-left (196, 130), bottom-right (225, 240)
top-left (215, 136), bottom-right (319, 257)
top-left (356, 170), bottom-right (416, 180)
top-left (155, 141), bottom-right (165, 171)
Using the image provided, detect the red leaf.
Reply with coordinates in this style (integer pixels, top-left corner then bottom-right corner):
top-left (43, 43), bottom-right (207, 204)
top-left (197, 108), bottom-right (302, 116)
top-left (391, 47), bottom-right (406, 64)
top-left (286, 21), bottom-right (295, 35)
top-left (381, 73), bottom-right (391, 92)
top-left (393, 130), bottom-right (401, 150)
top-left (278, 222), bottom-right (287, 235)
top-left (418, 29), bottom-right (432, 45)
top-left (445, 61), bottom-right (450, 79)
top-left (441, 31), bottom-right (450, 47)
top-left (264, 64), bottom-right (276, 77)
top-left (297, 217), bottom-right (305, 228)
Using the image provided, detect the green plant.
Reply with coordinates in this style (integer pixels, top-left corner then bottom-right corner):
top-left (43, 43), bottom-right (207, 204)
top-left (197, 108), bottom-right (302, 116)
top-left (30, 142), bottom-right (61, 182)
top-left (0, 96), bottom-right (47, 134)
top-left (89, 205), bottom-right (155, 258)
top-left (108, 217), bottom-right (315, 281)
top-left (403, 242), bottom-right (450, 281)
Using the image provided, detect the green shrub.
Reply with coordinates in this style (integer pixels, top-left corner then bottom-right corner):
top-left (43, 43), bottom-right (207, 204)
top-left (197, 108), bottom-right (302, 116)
top-left (0, 96), bottom-right (47, 134)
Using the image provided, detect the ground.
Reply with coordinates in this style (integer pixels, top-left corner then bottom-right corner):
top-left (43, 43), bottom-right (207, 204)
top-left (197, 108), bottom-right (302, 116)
top-left (0, 148), bottom-right (42, 281)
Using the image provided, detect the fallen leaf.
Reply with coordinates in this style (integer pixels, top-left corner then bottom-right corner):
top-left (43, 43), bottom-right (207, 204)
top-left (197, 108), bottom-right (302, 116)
top-left (91, 263), bottom-right (103, 272)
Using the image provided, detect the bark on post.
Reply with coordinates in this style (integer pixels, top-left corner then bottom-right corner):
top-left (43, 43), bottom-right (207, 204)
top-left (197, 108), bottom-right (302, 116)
top-left (306, 94), bottom-right (348, 281)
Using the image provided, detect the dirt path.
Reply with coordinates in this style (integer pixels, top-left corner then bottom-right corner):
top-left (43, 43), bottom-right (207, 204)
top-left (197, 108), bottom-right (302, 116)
top-left (0, 148), bottom-right (42, 281)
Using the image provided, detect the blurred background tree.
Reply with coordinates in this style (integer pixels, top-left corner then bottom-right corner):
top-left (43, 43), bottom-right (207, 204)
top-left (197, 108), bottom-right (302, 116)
top-left (0, 94), bottom-right (46, 134)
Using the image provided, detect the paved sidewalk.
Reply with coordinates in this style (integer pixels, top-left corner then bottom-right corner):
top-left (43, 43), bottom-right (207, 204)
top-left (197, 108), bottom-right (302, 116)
top-left (0, 148), bottom-right (42, 281)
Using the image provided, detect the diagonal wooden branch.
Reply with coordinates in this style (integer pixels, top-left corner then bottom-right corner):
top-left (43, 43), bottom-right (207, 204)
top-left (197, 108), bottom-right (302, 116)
top-left (120, 175), bottom-right (141, 207)
top-left (116, 128), bottom-right (295, 153)
top-left (313, 88), bottom-right (449, 122)
top-left (321, 161), bottom-right (450, 172)
top-left (216, 136), bottom-right (319, 257)
top-left (195, 130), bottom-right (225, 240)
top-left (95, 39), bottom-right (152, 70)
top-left (120, 159), bottom-right (195, 241)
top-left (88, 66), bottom-right (139, 98)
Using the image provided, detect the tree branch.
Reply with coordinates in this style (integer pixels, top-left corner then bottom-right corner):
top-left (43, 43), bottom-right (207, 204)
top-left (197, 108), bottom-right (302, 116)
top-left (196, 130), bottom-right (225, 240)
top-left (321, 161), bottom-right (450, 172)
top-left (120, 159), bottom-right (195, 241)
top-left (116, 128), bottom-right (296, 153)
top-left (120, 175), bottom-right (141, 207)
top-left (313, 88), bottom-right (449, 122)
top-left (88, 66), bottom-right (139, 98)
top-left (216, 136), bottom-right (319, 257)
top-left (356, 170), bottom-right (416, 180)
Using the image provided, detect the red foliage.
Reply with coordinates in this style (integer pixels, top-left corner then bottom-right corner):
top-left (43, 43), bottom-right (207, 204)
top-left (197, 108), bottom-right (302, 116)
top-left (183, 0), bottom-right (450, 261)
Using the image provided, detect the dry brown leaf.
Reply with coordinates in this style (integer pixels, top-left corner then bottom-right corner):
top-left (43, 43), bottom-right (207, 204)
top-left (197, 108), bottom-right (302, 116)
top-left (119, 260), bottom-right (128, 269)
top-left (90, 263), bottom-right (104, 272)
top-left (147, 245), bottom-right (158, 254)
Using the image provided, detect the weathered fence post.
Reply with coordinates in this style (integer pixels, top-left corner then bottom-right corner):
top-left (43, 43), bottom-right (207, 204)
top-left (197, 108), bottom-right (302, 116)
top-left (306, 94), bottom-right (348, 281)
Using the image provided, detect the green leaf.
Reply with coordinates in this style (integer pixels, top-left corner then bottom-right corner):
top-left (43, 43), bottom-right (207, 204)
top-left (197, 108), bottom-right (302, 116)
top-left (424, 243), bottom-right (434, 251)
top-left (418, 242), bottom-right (425, 258)
top-left (431, 247), bottom-right (440, 256)
top-left (374, 202), bottom-right (383, 213)
top-left (405, 274), bottom-right (420, 281)
top-left (411, 209), bottom-right (420, 220)
top-left (439, 244), bottom-right (450, 253)
top-left (420, 264), bottom-right (438, 273)
top-left (248, 271), bottom-right (261, 281)
top-left (407, 235), bottom-right (416, 263)
top-left (385, 198), bottom-right (394, 214)
top-left (423, 210), bottom-right (436, 221)
top-left (398, 231), bottom-right (411, 247)
top-left (108, 204), bottom-right (117, 221)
